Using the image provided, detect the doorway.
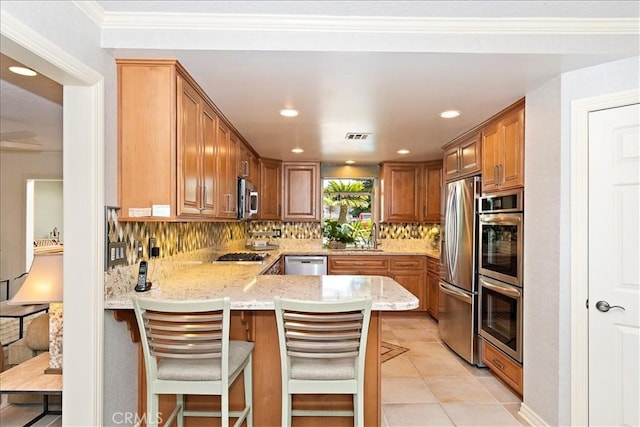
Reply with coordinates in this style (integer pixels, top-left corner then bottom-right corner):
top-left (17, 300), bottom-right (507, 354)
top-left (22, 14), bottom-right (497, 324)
top-left (570, 89), bottom-right (640, 426)
top-left (1, 14), bottom-right (105, 424)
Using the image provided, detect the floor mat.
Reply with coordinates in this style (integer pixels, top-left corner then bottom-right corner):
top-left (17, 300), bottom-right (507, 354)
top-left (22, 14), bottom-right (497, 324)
top-left (380, 341), bottom-right (409, 363)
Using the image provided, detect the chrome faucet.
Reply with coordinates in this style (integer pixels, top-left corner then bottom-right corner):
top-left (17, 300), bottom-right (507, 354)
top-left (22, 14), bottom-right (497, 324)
top-left (370, 223), bottom-right (378, 249)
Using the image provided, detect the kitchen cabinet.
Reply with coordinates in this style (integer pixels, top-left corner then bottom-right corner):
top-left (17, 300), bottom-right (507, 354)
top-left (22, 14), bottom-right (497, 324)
top-left (442, 133), bottom-right (482, 182)
top-left (176, 76), bottom-right (217, 216)
top-left (258, 158), bottom-right (282, 220)
top-left (328, 256), bottom-right (389, 275)
top-left (481, 339), bottom-right (523, 396)
top-left (422, 160), bottom-right (443, 222)
top-left (389, 257), bottom-right (426, 311)
top-left (379, 162), bottom-right (422, 223)
top-left (481, 100), bottom-right (525, 193)
top-left (238, 141), bottom-right (260, 185)
top-left (215, 121), bottom-right (237, 219)
top-left (117, 59), bottom-right (257, 221)
top-left (427, 257), bottom-right (440, 319)
top-left (328, 255), bottom-right (427, 312)
top-left (282, 162), bottom-right (321, 221)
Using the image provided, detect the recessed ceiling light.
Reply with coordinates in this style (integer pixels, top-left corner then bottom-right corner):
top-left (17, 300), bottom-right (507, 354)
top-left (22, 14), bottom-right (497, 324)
top-left (291, 148), bottom-right (304, 154)
top-left (345, 160), bottom-right (356, 164)
top-left (397, 149), bottom-right (410, 155)
top-left (440, 110), bottom-right (461, 119)
top-left (8, 66), bottom-right (37, 77)
top-left (280, 109), bottom-right (299, 118)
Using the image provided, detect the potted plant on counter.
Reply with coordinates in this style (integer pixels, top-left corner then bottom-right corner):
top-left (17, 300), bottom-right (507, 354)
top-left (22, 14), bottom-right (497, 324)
top-left (322, 219), bottom-right (356, 249)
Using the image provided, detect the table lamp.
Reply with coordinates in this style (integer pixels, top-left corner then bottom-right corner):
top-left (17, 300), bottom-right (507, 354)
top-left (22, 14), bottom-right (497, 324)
top-left (9, 249), bottom-right (63, 374)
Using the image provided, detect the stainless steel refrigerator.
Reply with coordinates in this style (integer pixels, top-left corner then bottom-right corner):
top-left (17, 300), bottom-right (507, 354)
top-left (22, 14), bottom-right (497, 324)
top-left (439, 175), bottom-right (481, 365)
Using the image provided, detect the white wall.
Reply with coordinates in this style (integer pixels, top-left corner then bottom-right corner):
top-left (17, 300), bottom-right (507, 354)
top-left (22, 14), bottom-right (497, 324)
top-left (523, 77), bottom-right (562, 424)
top-left (0, 151), bottom-right (62, 295)
top-left (523, 56), bottom-right (639, 426)
top-left (34, 180), bottom-right (63, 240)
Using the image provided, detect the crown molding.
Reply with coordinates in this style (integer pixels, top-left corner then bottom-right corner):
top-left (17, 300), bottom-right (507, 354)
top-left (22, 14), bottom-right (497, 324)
top-left (1, 10), bottom-right (102, 85)
top-left (72, 0), bottom-right (105, 27)
top-left (97, 12), bottom-right (638, 35)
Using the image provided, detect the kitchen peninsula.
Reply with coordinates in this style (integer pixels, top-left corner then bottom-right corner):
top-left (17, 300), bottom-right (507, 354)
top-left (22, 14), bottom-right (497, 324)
top-left (106, 252), bottom-right (419, 426)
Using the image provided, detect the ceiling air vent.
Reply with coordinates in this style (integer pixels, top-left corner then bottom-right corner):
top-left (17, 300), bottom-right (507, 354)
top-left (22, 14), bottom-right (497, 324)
top-left (345, 132), bottom-right (371, 141)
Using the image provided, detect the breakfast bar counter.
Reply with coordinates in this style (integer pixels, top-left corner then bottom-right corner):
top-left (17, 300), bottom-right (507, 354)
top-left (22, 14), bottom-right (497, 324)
top-left (107, 263), bottom-right (418, 427)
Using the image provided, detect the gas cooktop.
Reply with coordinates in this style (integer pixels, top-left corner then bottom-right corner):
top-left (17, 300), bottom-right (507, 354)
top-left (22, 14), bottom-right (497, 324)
top-left (216, 252), bottom-right (270, 263)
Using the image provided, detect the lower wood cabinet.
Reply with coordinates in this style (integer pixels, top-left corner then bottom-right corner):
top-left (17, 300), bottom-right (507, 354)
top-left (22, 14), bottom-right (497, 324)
top-left (427, 257), bottom-right (440, 319)
top-left (389, 257), bottom-right (425, 311)
top-left (481, 338), bottom-right (523, 396)
top-left (328, 255), bottom-right (427, 312)
top-left (328, 256), bottom-right (389, 275)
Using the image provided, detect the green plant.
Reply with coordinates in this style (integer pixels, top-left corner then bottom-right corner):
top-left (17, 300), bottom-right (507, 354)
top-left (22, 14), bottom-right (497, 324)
top-left (322, 219), bottom-right (356, 244)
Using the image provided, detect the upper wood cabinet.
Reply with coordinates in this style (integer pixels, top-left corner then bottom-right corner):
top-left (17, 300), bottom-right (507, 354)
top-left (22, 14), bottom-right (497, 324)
top-left (380, 162), bottom-right (422, 223)
top-left (442, 133), bottom-right (481, 182)
top-left (238, 141), bottom-right (259, 185)
top-left (117, 59), bottom-right (258, 221)
top-left (422, 160), bottom-right (443, 223)
top-left (258, 158), bottom-right (282, 220)
top-left (118, 60), bottom-right (200, 220)
top-left (481, 100), bottom-right (525, 193)
top-left (282, 162), bottom-right (321, 221)
top-left (176, 77), bottom-right (217, 217)
top-left (215, 123), bottom-right (238, 219)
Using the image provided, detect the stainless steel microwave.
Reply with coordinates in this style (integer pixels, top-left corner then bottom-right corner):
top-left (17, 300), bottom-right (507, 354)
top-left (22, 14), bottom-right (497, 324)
top-left (238, 178), bottom-right (258, 220)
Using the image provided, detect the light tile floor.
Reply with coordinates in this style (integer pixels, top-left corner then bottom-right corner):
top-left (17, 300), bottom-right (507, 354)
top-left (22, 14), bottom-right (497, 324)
top-left (382, 312), bottom-right (528, 427)
top-left (1, 313), bottom-right (527, 427)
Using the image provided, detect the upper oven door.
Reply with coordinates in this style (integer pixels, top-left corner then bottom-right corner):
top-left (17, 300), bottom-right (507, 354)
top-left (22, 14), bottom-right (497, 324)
top-left (478, 213), bottom-right (523, 287)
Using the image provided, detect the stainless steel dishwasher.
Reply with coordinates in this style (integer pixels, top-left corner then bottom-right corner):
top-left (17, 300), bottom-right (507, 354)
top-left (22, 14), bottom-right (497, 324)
top-left (284, 256), bottom-right (328, 275)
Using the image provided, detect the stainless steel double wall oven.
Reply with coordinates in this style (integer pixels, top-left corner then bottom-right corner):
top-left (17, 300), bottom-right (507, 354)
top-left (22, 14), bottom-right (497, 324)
top-left (478, 190), bottom-right (524, 363)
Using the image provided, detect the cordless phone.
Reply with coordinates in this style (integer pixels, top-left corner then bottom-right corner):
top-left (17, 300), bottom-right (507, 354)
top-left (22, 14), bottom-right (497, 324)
top-left (134, 260), bottom-right (151, 292)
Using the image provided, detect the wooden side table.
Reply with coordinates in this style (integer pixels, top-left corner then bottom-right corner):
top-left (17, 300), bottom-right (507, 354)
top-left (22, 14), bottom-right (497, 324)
top-left (0, 351), bottom-right (62, 426)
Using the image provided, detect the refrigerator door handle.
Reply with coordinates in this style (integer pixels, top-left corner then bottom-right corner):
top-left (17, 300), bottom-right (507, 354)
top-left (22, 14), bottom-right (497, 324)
top-left (439, 281), bottom-right (472, 304)
top-left (445, 184), bottom-right (458, 280)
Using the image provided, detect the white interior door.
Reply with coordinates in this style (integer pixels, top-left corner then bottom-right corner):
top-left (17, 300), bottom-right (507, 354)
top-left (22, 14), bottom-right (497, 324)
top-left (588, 103), bottom-right (640, 426)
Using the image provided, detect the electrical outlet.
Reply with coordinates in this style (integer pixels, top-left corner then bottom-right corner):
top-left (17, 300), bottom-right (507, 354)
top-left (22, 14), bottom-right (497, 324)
top-left (177, 234), bottom-right (183, 252)
top-left (148, 237), bottom-right (156, 256)
top-left (273, 228), bottom-right (282, 238)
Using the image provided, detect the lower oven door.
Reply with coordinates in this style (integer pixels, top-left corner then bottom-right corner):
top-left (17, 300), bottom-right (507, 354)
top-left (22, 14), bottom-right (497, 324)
top-left (479, 276), bottom-right (523, 363)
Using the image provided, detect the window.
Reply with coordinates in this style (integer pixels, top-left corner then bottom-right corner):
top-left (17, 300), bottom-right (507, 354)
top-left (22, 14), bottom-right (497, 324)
top-left (322, 178), bottom-right (374, 247)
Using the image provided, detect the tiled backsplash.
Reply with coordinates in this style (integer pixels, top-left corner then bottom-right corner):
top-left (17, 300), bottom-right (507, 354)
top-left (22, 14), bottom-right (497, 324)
top-left (105, 207), bottom-right (440, 268)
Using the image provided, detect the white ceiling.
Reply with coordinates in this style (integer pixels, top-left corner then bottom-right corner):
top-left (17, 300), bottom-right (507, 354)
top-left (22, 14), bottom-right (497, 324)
top-left (1, 1), bottom-right (638, 162)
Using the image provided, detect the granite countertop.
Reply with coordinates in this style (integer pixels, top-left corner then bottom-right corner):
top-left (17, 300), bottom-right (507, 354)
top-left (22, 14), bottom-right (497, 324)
top-left (106, 260), bottom-right (418, 311)
top-left (105, 239), bottom-right (437, 312)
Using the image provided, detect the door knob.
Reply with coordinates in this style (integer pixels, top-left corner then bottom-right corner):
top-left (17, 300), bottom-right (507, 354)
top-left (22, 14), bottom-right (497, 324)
top-left (595, 300), bottom-right (626, 312)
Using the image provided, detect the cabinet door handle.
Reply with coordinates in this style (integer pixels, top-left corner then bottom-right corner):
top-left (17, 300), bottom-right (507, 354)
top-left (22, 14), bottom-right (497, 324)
top-left (492, 358), bottom-right (505, 370)
top-left (200, 185), bottom-right (206, 211)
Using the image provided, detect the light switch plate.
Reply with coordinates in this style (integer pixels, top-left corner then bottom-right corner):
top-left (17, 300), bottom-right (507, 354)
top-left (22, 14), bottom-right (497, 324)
top-left (107, 241), bottom-right (127, 268)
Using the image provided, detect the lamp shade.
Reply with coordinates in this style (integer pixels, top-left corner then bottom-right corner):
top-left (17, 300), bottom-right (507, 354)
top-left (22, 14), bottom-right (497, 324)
top-left (10, 251), bottom-right (63, 304)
